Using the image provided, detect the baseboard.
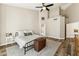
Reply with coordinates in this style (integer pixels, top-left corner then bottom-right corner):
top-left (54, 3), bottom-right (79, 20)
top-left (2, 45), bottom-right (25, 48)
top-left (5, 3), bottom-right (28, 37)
top-left (46, 36), bottom-right (64, 40)
top-left (46, 37), bottom-right (65, 42)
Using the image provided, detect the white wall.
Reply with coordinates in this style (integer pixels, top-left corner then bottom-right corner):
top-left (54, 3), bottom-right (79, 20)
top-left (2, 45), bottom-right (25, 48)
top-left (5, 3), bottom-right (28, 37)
top-left (49, 7), bottom-right (59, 18)
top-left (60, 16), bottom-right (65, 38)
top-left (64, 4), bottom-right (79, 38)
top-left (0, 5), bottom-right (1, 44)
top-left (65, 3), bottom-right (79, 23)
top-left (39, 10), bottom-right (48, 36)
top-left (0, 4), bottom-right (6, 44)
top-left (0, 4), bottom-right (39, 45)
top-left (67, 22), bottom-right (79, 38)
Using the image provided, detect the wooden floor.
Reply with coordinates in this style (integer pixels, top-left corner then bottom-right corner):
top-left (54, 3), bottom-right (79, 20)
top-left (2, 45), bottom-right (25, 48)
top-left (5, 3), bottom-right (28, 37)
top-left (75, 36), bottom-right (79, 56)
top-left (55, 38), bottom-right (75, 56)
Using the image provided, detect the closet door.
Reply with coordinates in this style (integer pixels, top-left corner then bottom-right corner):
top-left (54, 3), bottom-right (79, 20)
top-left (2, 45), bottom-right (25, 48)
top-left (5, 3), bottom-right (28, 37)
top-left (46, 17), bottom-right (60, 39)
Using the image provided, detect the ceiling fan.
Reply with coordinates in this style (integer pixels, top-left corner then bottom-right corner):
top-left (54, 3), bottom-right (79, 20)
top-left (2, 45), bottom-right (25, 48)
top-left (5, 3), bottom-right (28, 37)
top-left (36, 3), bottom-right (54, 12)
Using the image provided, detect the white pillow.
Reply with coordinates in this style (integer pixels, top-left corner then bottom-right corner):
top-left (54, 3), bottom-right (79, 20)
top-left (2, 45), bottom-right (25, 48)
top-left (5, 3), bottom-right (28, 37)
top-left (16, 31), bottom-right (24, 37)
top-left (23, 30), bottom-right (33, 34)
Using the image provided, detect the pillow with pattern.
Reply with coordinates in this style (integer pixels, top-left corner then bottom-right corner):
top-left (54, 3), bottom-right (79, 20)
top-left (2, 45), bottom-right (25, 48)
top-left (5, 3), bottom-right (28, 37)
top-left (27, 32), bottom-right (32, 35)
top-left (24, 33), bottom-right (28, 36)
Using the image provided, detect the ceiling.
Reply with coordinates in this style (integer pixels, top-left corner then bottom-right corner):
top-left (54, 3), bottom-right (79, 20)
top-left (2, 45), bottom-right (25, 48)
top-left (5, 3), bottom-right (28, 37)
top-left (4, 3), bottom-right (72, 11)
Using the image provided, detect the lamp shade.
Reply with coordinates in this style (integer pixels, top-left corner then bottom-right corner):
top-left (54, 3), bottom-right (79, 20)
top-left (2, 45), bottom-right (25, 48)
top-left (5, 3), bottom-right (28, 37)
top-left (74, 29), bottom-right (79, 35)
top-left (74, 29), bottom-right (78, 32)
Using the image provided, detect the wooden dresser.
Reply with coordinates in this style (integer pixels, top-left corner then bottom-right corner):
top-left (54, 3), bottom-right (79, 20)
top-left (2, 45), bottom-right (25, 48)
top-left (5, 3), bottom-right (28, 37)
top-left (34, 37), bottom-right (46, 52)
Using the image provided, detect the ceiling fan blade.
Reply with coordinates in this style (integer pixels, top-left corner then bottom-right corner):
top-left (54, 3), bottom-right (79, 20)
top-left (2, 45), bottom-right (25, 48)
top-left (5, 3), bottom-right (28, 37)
top-left (36, 6), bottom-right (42, 8)
top-left (40, 9), bottom-right (43, 12)
top-left (46, 8), bottom-right (49, 11)
top-left (46, 4), bottom-right (54, 7)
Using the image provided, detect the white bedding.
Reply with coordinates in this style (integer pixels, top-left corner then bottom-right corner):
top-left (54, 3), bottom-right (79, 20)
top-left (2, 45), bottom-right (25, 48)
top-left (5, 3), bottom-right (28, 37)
top-left (15, 34), bottom-right (42, 48)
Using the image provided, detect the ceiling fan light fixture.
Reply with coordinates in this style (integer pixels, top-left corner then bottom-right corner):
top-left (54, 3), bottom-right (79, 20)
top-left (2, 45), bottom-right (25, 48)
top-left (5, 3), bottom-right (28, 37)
top-left (43, 7), bottom-right (46, 10)
top-left (36, 3), bottom-right (54, 12)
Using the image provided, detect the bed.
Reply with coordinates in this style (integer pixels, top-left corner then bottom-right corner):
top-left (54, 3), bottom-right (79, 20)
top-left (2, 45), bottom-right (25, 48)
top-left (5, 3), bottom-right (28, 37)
top-left (14, 30), bottom-right (42, 54)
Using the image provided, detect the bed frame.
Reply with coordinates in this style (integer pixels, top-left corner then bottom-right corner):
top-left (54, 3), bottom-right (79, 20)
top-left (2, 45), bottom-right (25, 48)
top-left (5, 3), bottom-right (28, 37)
top-left (23, 37), bottom-right (46, 55)
top-left (23, 40), bottom-right (34, 55)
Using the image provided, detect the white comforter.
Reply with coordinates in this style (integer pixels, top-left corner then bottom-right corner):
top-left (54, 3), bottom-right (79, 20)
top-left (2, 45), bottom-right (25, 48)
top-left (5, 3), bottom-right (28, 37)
top-left (15, 34), bottom-right (41, 48)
